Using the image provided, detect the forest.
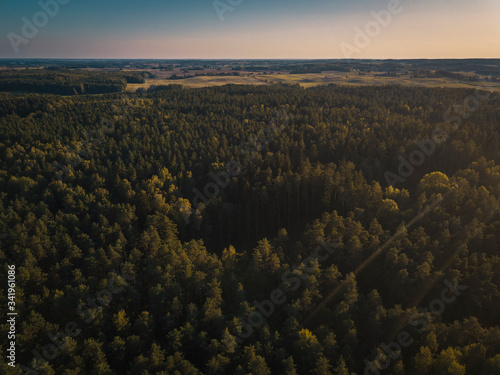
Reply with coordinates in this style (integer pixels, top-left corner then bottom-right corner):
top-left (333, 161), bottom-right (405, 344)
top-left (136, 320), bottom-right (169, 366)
top-left (0, 70), bottom-right (146, 96)
top-left (1, 83), bottom-right (500, 374)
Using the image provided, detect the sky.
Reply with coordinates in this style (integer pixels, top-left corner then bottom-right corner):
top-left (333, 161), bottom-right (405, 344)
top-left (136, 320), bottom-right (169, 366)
top-left (0, 0), bottom-right (499, 59)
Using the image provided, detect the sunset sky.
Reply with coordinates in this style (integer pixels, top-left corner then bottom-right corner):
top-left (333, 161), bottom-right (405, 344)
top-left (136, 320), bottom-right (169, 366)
top-left (0, 0), bottom-right (499, 58)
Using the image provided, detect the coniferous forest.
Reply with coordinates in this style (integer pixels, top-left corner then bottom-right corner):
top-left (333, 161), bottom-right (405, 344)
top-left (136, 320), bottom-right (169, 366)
top-left (0, 70), bottom-right (146, 96)
top-left (1, 83), bottom-right (500, 375)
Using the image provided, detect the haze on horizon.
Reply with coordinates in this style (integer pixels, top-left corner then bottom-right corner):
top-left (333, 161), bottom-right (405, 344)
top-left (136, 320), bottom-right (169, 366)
top-left (0, 0), bottom-right (499, 59)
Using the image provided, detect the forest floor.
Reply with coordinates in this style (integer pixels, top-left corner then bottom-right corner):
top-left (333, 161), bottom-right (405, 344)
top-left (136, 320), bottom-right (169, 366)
top-left (126, 72), bottom-right (500, 92)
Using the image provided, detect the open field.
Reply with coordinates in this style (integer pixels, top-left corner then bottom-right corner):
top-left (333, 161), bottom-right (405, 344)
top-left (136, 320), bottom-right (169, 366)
top-left (259, 72), bottom-right (500, 91)
top-left (126, 75), bottom-right (269, 91)
top-left (127, 72), bottom-right (500, 92)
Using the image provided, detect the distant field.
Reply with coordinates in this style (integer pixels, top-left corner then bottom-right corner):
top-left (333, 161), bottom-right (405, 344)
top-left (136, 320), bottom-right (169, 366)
top-left (255, 73), bottom-right (500, 91)
top-left (127, 75), bottom-right (269, 91)
top-left (127, 72), bottom-right (500, 92)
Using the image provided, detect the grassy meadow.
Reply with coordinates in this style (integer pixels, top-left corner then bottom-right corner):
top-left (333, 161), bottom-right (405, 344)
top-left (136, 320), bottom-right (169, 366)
top-left (127, 72), bottom-right (500, 92)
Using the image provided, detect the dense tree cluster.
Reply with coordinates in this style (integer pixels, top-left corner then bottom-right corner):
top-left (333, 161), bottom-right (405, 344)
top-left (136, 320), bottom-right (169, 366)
top-left (0, 83), bottom-right (499, 374)
top-left (0, 70), bottom-right (145, 96)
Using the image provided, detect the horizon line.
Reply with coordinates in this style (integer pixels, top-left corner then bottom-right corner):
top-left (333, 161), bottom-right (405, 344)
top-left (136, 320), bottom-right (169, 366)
top-left (1, 57), bottom-right (500, 61)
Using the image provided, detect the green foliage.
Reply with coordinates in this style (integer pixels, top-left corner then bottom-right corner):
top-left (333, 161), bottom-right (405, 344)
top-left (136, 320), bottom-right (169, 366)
top-left (1, 83), bottom-right (500, 374)
top-left (0, 69), bottom-right (144, 95)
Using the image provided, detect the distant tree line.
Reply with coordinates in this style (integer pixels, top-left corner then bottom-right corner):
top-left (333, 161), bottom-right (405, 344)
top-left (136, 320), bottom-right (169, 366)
top-left (0, 69), bottom-right (146, 95)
